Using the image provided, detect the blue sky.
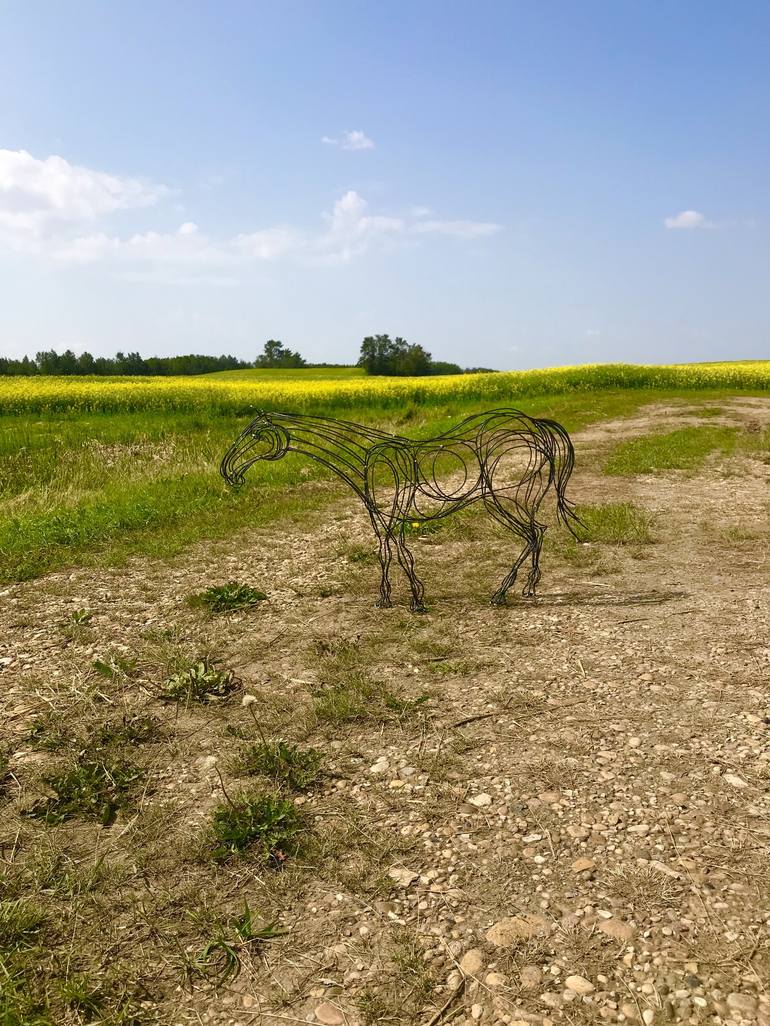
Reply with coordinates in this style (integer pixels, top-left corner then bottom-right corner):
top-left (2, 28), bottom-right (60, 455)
top-left (1, 1), bottom-right (768, 369)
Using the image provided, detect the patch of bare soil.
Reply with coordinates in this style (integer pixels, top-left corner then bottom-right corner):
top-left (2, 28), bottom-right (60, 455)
top-left (1, 399), bottom-right (769, 1026)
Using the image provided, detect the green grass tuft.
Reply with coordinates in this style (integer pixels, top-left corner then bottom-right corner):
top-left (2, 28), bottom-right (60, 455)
top-left (188, 581), bottom-right (268, 613)
top-left (574, 502), bottom-right (657, 545)
top-left (209, 792), bottom-right (305, 864)
top-left (188, 901), bottom-right (286, 984)
top-left (27, 757), bottom-right (145, 826)
top-left (236, 741), bottom-right (322, 791)
top-left (0, 900), bottom-right (46, 952)
top-left (161, 659), bottom-right (240, 704)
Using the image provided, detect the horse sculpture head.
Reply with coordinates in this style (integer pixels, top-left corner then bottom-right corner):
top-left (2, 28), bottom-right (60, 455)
top-left (220, 411), bottom-right (290, 486)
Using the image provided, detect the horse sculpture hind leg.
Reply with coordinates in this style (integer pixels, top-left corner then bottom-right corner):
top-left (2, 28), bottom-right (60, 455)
top-left (483, 496), bottom-right (544, 605)
top-left (522, 522), bottom-right (546, 597)
top-left (488, 494), bottom-right (537, 599)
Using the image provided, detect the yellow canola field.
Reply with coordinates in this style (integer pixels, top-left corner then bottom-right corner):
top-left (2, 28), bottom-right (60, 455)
top-left (1, 361), bottom-right (769, 415)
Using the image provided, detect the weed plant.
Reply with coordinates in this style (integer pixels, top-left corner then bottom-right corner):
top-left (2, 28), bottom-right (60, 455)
top-left (27, 756), bottom-right (145, 826)
top-left (188, 581), bottom-right (267, 613)
top-left (188, 901), bottom-right (286, 984)
top-left (236, 740), bottom-right (322, 791)
top-left (209, 791), bottom-right (305, 863)
top-left (161, 659), bottom-right (240, 704)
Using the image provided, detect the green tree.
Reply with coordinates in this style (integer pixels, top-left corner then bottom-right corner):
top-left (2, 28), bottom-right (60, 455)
top-left (255, 340), bottom-right (306, 368)
top-left (357, 334), bottom-right (434, 376)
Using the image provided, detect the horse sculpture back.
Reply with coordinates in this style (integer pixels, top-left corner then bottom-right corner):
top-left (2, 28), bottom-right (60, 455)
top-left (221, 409), bottom-right (581, 611)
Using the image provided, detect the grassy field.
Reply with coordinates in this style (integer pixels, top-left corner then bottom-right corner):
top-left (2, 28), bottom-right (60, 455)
top-left (2, 368), bottom-right (770, 1025)
top-left (1, 360), bottom-right (769, 583)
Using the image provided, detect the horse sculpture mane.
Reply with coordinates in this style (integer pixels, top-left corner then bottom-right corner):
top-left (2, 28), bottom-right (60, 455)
top-left (221, 409), bottom-right (581, 611)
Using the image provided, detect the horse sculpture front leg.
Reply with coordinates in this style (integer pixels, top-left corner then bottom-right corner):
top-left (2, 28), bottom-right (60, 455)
top-left (375, 532), bottom-right (394, 608)
top-left (396, 525), bottom-right (427, 613)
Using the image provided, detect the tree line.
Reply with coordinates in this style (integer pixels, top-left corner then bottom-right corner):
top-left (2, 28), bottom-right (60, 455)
top-left (0, 350), bottom-right (252, 377)
top-left (0, 336), bottom-right (494, 376)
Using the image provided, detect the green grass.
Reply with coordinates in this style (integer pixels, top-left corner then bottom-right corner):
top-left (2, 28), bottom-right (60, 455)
top-left (188, 581), bottom-right (268, 613)
top-left (603, 425), bottom-right (741, 475)
top-left (0, 385), bottom-right (758, 584)
top-left (575, 502), bottom-right (657, 545)
top-left (208, 791), bottom-right (306, 863)
top-left (188, 901), bottom-right (286, 984)
top-left (161, 659), bottom-right (240, 704)
top-left (27, 756), bottom-right (145, 826)
top-left (236, 740), bottom-right (322, 791)
top-left (208, 365), bottom-right (365, 381)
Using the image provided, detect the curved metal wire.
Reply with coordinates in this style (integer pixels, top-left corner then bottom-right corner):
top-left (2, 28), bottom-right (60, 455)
top-left (221, 409), bottom-right (581, 611)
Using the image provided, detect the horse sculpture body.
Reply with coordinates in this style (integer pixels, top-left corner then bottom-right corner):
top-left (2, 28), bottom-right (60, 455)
top-left (221, 409), bottom-right (581, 611)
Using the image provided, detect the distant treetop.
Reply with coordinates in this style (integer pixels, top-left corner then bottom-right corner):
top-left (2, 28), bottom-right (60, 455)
top-left (255, 339), bottom-right (306, 368)
top-left (357, 334), bottom-right (493, 376)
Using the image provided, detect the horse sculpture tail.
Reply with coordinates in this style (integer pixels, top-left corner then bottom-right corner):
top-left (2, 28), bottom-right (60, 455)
top-left (542, 419), bottom-right (584, 538)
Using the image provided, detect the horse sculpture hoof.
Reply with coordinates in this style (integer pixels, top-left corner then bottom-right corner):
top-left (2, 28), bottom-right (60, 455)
top-left (490, 593), bottom-right (507, 607)
top-left (410, 601), bottom-right (428, 614)
top-left (376, 597), bottom-right (393, 609)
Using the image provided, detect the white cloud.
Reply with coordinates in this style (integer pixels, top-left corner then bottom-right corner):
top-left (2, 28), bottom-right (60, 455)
top-left (0, 148), bottom-right (164, 236)
top-left (664, 209), bottom-right (711, 230)
top-left (0, 150), bottom-right (501, 277)
top-left (342, 130), bottom-right (375, 151)
top-left (322, 129), bottom-right (375, 151)
top-left (315, 190), bottom-right (404, 262)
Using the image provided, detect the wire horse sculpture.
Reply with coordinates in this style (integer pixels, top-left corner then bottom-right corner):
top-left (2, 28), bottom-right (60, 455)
top-left (221, 409), bottom-right (581, 612)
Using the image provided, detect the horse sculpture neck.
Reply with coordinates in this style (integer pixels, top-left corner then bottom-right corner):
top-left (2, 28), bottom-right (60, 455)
top-left (269, 412), bottom-right (403, 495)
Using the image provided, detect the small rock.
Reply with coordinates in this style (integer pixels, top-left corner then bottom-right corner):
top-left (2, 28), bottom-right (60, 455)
top-left (727, 993), bottom-right (759, 1014)
top-left (485, 971), bottom-right (508, 988)
top-left (642, 1011), bottom-right (655, 1025)
top-left (724, 774), bottom-right (748, 789)
top-left (471, 1004), bottom-right (483, 1021)
top-left (597, 918), bottom-right (635, 942)
top-left (520, 965), bottom-right (543, 989)
top-left (459, 948), bottom-right (484, 975)
top-left (314, 1003), bottom-right (344, 1026)
top-left (650, 860), bottom-right (680, 879)
top-left (541, 991), bottom-right (563, 1008)
top-left (469, 793), bottom-right (493, 807)
top-left (565, 975), bottom-right (595, 995)
top-left (571, 857), bottom-right (596, 873)
top-left (567, 825), bottom-right (590, 839)
top-left (447, 969), bottom-right (463, 990)
top-left (486, 914), bottom-right (552, 947)
top-left (388, 866), bottom-right (418, 888)
top-left (627, 736), bottom-right (642, 748)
